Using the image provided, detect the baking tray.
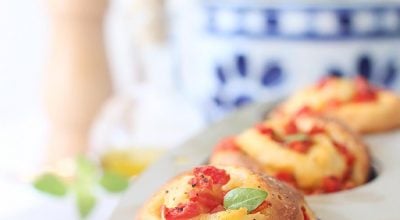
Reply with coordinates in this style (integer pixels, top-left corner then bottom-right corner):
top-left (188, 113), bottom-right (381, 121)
top-left (110, 101), bottom-right (400, 220)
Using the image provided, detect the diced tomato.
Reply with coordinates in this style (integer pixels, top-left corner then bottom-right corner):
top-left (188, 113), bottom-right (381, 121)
top-left (192, 166), bottom-right (230, 185)
top-left (322, 176), bottom-right (342, 193)
top-left (353, 76), bottom-right (377, 102)
top-left (250, 201), bottom-right (271, 214)
top-left (288, 140), bottom-right (312, 154)
top-left (165, 166), bottom-right (230, 219)
top-left (256, 124), bottom-right (281, 142)
top-left (308, 126), bottom-right (325, 135)
top-left (189, 189), bottom-right (223, 210)
top-left (284, 120), bottom-right (298, 134)
top-left (256, 124), bottom-right (275, 136)
top-left (163, 202), bottom-right (201, 220)
top-left (295, 106), bottom-right (314, 116)
top-left (189, 174), bottom-right (213, 189)
top-left (333, 142), bottom-right (355, 167)
top-left (301, 206), bottom-right (310, 220)
top-left (275, 171), bottom-right (297, 187)
top-left (214, 137), bottom-right (239, 152)
top-left (210, 205), bottom-right (225, 213)
top-left (353, 90), bottom-right (376, 102)
top-left (332, 141), bottom-right (355, 183)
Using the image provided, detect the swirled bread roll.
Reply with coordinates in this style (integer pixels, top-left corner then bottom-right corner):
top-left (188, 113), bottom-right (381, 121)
top-left (272, 76), bottom-right (400, 133)
top-left (210, 115), bottom-right (370, 194)
top-left (137, 165), bottom-right (316, 220)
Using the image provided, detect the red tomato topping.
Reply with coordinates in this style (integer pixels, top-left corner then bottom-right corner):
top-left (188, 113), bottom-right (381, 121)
top-left (275, 171), bottom-right (297, 187)
top-left (192, 166), bottom-right (230, 185)
top-left (284, 120), bottom-right (298, 134)
top-left (163, 202), bottom-right (201, 220)
top-left (295, 106), bottom-right (315, 116)
top-left (188, 188), bottom-right (223, 209)
top-left (256, 124), bottom-right (275, 136)
top-left (332, 141), bottom-right (355, 185)
top-left (256, 124), bottom-right (281, 142)
top-left (353, 76), bottom-right (377, 102)
top-left (333, 142), bottom-right (355, 167)
top-left (214, 137), bottom-right (239, 152)
top-left (322, 176), bottom-right (342, 193)
top-left (288, 140), bottom-right (312, 154)
top-left (164, 166), bottom-right (230, 219)
top-left (210, 205), bottom-right (225, 213)
top-left (308, 126), bottom-right (325, 135)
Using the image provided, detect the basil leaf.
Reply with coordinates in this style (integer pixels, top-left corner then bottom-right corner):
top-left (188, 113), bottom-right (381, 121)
top-left (33, 173), bottom-right (67, 197)
top-left (76, 191), bottom-right (96, 219)
top-left (284, 133), bottom-right (309, 143)
top-left (223, 188), bottom-right (268, 212)
top-left (100, 171), bottom-right (129, 193)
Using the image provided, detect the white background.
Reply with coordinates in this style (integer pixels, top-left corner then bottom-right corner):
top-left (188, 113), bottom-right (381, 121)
top-left (0, 0), bottom-right (138, 219)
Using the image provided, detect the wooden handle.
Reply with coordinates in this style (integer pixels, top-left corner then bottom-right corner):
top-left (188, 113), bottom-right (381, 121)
top-left (44, 0), bottom-right (112, 164)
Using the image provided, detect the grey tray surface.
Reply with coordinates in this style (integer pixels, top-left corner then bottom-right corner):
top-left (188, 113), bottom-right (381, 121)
top-left (111, 101), bottom-right (400, 220)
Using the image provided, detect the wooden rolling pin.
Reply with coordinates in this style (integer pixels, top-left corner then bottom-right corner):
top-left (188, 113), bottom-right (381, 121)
top-left (44, 0), bottom-right (112, 164)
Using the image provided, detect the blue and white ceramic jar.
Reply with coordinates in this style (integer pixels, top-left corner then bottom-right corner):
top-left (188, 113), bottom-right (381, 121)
top-left (176, 1), bottom-right (400, 120)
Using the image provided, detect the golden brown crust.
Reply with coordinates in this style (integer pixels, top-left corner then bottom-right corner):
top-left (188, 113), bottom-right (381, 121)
top-left (137, 166), bottom-right (317, 220)
top-left (256, 173), bottom-right (315, 220)
top-left (210, 115), bottom-right (370, 194)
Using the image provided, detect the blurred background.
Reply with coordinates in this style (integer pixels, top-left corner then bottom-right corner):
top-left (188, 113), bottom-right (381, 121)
top-left (1, 0), bottom-right (400, 219)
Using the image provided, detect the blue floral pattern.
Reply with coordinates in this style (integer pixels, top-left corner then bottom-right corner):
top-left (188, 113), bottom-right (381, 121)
top-left (212, 54), bottom-right (284, 111)
top-left (324, 54), bottom-right (398, 87)
top-left (198, 3), bottom-right (400, 120)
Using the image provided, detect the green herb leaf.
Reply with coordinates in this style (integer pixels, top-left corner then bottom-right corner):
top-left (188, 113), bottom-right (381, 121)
top-left (284, 133), bottom-right (309, 143)
top-left (223, 188), bottom-right (268, 212)
top-left (33, 173), bottom-right (67, 197)
top-left (100, 171), bottom-right (129, 193)
top-left (76, 191), bottom-right (96, 219)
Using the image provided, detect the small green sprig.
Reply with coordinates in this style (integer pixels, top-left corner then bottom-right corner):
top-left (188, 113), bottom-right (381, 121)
top-left (33, 155), bottom-right (129, 219)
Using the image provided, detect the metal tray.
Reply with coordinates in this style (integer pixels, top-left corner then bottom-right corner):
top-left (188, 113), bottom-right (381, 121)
top-left (110, 101), bottom-right (400, 220)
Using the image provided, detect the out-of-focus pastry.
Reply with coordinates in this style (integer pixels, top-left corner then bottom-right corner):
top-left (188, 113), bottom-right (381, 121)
top-left (210, 115), bottom-right (370, 194)
top-left (272, 76), bottom-right (400, 133)
top-left (137, 165), bottom-right (316, 220)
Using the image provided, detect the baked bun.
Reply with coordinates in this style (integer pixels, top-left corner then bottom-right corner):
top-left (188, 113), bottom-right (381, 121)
top-left (137, 165), bottom-right (316, 220)
top-left (210, 115), bottom-right (370, 194)
top-left (272, 76), bottom-right (400, 133)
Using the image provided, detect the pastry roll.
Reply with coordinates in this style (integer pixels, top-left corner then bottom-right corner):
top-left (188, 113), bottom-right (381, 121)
top-left (272, 76), bottom-right (400, 133)
top-left (210, 115), bottom-right (370, 194)
top-left (137, 165), bottom-right (316, 220)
